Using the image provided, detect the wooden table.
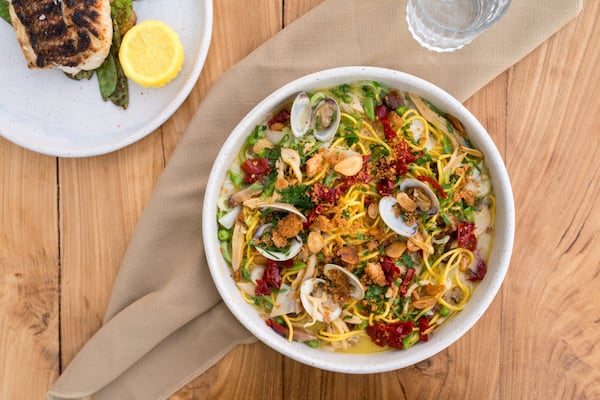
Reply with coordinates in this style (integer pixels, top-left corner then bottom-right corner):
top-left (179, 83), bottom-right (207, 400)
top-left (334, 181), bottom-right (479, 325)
top-left (1, 1), bottom-right (598, 399)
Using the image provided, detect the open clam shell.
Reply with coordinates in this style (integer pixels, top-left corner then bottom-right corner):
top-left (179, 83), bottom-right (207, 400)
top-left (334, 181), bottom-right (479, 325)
top-left (323, 264), bottom-right (365, 300)
top-left (300, 278), bottom-right (342, 323)
top-left (258, 202), bottom-right (308, 223)
top-left (379, 179), bottom-right (441, 237)
top-left (400, 178), bottom-right (440, 215)
top-left (379, 196), bottom-right (419, 237)
top-left (290, 92), bottom-right (312, 138)
top-left (313, 98), bottom-right (341, 142)
top-left (253, 223), bottom-right (303, 261)
top-left (290, 92), bottom-right (341, 142)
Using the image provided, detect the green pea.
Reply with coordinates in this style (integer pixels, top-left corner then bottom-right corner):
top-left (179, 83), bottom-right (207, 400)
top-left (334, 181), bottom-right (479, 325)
top-left (439, 306), bottom-right (450, 317)
top-left (395, 105), bottom-right (408, 116)
top-left (218, 228), bottom-right (230, 241)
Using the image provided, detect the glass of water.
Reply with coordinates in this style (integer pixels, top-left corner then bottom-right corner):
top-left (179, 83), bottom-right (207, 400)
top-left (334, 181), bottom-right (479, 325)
top-left (406, 0), bottom-right (512, 52)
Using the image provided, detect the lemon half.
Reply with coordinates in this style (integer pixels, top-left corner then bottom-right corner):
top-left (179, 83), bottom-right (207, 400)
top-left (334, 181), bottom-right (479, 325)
top-left (119, 20), bottom-right (185, 88)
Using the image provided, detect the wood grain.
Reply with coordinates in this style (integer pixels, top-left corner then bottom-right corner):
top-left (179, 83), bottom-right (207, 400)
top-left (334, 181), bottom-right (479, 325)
top-left (0, 0), bottom-right (598, 399)
top-left (502, 1), bottom-right (600, 398)
top-left (59, 134), bottom-right (165, 366)
top-left (0, 141), bottom-right (59, 399)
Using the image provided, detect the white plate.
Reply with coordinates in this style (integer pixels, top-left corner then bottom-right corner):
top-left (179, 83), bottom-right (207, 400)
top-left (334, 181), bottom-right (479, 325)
top-left (0, 0), bottom-right (213, 157)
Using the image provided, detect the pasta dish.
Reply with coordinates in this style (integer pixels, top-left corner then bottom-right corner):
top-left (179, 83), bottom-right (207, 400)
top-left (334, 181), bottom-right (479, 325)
top-left (216, 81), bottom-right (494, 352)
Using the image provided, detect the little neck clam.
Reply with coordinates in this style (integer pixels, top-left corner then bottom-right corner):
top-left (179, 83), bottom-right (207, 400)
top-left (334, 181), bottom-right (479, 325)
top-left (300, 264), bottom-right (365, 324)
top-left (379, 178), bottom-right (441, 237)
top-left (252, 203), bottom-right (307, 262)
top-left (290, 92), bottom-right (341, 142)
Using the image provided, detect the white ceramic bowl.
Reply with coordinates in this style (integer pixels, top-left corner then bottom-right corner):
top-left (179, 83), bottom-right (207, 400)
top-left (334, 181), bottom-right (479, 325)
top-left (203, 66), bottom-right (514, 373)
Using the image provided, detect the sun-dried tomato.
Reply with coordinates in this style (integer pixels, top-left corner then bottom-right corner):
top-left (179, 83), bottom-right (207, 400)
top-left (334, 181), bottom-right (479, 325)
top-left (395, 140), bottom-right (417, 175)
top-left (311, 182), bottom-right (346, 205)
top-left (255, 260), bottom-right (282, 296)
top-left (241, 157), bottom-right (271, 184)
top-left (399, 268), bottom-right (415, 296)
top-left (254, 280), bottom-right (270, 296)
top-left (375, 104), bottom-right (389, 120)
top-left (417, 175), bottom-right (448, 199)
top-left (380, 256), bottom-right (401, 285)
top-left (375, 105), bottom-right (397, 142)
top-left (457, 221), bottom-right (477, 251)
top-left (267, 109), bottom-right (290, 128)
top-left (376, 179), bottom-right (395, 196)
top-left (367, 321), bottom-right (414, 349)
top-left (468, 258), bottom-right (487, 282)
top-left (303, 203), bottom-right (324, 229)
top-left (418, 317), bottom-right (429, 342)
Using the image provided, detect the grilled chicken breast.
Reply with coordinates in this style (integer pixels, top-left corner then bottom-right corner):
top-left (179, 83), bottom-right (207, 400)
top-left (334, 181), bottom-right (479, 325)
top-left (8, 0), bottom-right (112, 74)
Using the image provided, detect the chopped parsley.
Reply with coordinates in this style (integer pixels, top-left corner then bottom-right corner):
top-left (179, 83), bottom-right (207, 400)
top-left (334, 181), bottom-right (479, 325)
top-left (278, 184), bottom-right (314, 210)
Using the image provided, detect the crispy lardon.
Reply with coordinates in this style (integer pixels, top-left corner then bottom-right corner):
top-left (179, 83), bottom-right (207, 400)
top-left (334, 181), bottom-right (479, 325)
top-left (9, 0), bottom-right (112, 74)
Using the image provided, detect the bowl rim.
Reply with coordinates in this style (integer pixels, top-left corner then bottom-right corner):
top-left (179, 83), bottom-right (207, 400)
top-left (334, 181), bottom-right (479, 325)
top-left (202, 66), bottom-right (515, 373)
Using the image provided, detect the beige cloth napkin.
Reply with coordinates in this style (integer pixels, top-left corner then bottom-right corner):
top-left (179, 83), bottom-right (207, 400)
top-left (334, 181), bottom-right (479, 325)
top-left (47, 0), bottom-right (582, 399)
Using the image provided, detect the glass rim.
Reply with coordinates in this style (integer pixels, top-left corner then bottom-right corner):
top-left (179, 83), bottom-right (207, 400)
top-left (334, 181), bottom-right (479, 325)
top-left (412, 0), bottom-right (512, 35)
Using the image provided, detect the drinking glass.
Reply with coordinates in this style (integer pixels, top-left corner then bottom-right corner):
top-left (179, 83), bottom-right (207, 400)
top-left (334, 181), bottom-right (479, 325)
top-left (406, 0), bottom-right (512, 52)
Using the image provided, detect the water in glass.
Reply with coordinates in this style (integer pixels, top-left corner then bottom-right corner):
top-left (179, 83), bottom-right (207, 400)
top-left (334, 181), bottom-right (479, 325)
top-left (406, 0), bottom-right (511, 52)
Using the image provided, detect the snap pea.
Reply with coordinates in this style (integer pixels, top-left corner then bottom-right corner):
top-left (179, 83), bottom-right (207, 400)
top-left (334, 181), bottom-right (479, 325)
top-left (364, 96), bottom-right (375, 120)
top-left (97, 54), bottom-right (118, 99)
top-left (0, 0), bottom-right (10, 24)
top-left (229, 171), bottom-right (243, 186)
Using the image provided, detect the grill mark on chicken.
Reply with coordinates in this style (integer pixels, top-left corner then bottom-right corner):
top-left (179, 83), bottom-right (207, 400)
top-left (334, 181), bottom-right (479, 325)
top-left (9, 0), bottom-right (112, 73)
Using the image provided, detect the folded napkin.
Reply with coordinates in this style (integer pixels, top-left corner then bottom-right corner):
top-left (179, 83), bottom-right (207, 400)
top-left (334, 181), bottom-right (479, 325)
top-left (47, 0), bottom-right (582, 399)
